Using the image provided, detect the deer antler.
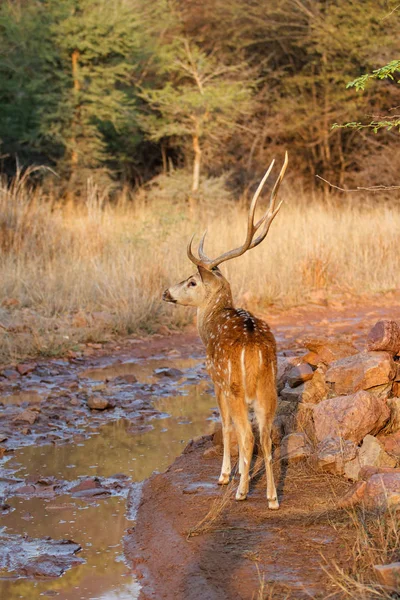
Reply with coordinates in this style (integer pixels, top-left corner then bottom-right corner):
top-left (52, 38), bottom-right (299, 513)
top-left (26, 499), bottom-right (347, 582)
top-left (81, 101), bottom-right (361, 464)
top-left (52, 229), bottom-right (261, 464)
top-left (187, 152), bottom-right (288, 270)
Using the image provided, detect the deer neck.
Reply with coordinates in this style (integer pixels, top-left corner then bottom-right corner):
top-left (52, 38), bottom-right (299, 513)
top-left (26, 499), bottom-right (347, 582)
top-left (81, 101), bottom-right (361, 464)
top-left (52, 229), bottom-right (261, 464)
top-left (197, 287), bottom-right (233, 345)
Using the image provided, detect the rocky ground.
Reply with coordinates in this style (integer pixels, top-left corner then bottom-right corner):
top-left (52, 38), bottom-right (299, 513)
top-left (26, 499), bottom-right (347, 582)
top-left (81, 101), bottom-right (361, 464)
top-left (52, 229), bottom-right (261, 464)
top-left (1, 294), bottom-right (400, 599)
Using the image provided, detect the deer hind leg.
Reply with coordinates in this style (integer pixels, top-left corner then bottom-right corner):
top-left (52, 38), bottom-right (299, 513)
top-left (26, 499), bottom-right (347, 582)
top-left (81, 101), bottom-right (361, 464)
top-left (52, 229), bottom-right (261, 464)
top-left (231, 397), bottom-right (254, 501)
top-left (216, 387), bottom-right (232, 485)
top-left (255, 375), bottom-right (279, 510)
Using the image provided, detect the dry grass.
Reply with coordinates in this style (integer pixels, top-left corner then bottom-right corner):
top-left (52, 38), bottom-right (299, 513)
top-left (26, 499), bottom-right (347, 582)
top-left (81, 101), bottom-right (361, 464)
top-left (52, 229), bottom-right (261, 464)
top-left (0, 169), bottom-right (399, 363)
top-left (327, 506), bottom-right (400, 599)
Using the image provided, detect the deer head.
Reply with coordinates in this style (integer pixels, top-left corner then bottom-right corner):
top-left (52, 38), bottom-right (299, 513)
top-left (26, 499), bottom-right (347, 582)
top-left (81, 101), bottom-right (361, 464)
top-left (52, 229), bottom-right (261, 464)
top-left (162, 152), bottom-right (288, 310)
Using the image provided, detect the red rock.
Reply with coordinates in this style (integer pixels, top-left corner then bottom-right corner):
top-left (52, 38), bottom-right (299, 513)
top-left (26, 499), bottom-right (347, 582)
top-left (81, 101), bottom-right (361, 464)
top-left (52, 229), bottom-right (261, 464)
top-left (279, 433), bottom-right (313, 462)
top-left (16, 363), bottom-right (37, 376)
top-left (13, 409), bottom-right (38, 425)
top-left (69, 478), bottom-right (110, 498)
top-left (367, 320), bottom-right (400, 355)
top-left (373, 562), bottom-right (400, 590)
top-left (313, 391), bottom-right (390, 444)
top-left (364, 472), bottom-right (400, 510)
top-left (325, 351), bottom-right (396, 395)
top-left (302, 338), bottom-right (358, 364)
top-left (359, 465), bottom-right (400, 480)
top-left (315, 437), bottom-right (357, 475)
top-left (287, 363), bottom-right (314, 388)
top-left (377, 431), bottom-right (400, 457)
top-left (337, 481), bottom-right (366, 508)
top-left (87, 396), bottom-right (110, 410)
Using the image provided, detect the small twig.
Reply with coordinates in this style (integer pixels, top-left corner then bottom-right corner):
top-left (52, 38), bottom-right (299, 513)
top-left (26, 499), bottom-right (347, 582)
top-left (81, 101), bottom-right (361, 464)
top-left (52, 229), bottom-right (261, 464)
top-left (316, 175), bottom-right (400, 192)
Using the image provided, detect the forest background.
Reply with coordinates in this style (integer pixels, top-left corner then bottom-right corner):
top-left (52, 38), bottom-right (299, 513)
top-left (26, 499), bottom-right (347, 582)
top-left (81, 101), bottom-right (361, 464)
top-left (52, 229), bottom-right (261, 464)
top-left (0, 0), bottom-right (399, 362)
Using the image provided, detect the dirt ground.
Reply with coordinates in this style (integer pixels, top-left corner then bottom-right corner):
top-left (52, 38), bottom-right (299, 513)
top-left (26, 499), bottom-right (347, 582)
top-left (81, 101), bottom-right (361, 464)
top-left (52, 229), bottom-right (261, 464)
top-left (1, 291), bottom-right (400, 599)
top-left (125, 436), bottom-right (354, 600)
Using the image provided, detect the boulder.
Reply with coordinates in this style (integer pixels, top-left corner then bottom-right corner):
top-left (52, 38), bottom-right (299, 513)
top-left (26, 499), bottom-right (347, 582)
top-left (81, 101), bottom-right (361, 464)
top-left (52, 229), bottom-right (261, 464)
top-left (302, 338), bottom-right (358, 365)
top-left (278, 433), bottom-right (313, 462)
top-left (344, 435), bottom-right (398, 481)
top-left (377, 431), bottom-right (400, 457)
top-left (386, 397), bottom-right (400, 432)
top-left (325, 352), bottom-right (396, 396)
top-left (87, 396), bottom-right (111, 410)
top-left (287, 363), bottom-right (314, 388)
top-left (280, 383), bottom-right (305, 403)
top-left (364, 472), bottom-right (400, 510)
top-left (315, 437), bottom-right (357, 475)
top-left (313, 391), bottom-right (390, 444)
top-left (277, 356), bottom-right (301, 393)
top-left (373, 562), bottom-right (400, 591)
top-left (280, 369), bottom-right (328, 405)
top-left (367, 320), bottom-right (400, 355)
top-left (12, 409), bottom-right (38, 425)
top-left (337, 481), bottom-right (367, 508)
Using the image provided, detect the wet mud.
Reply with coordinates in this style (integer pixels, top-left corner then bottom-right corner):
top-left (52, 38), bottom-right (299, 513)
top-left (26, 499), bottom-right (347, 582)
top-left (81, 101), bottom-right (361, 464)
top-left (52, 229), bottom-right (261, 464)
top-left (0, 294), bottom-right (400, 599)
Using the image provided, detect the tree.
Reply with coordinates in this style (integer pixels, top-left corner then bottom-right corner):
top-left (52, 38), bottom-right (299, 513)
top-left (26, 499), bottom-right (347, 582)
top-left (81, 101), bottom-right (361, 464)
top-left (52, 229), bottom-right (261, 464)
top-left (139, 33), bottom-right (254, 193)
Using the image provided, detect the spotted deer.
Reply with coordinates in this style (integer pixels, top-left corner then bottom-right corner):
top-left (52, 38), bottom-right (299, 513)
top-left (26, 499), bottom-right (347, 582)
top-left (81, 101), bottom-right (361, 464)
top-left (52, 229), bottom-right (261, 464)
top-left (162, 153), bottom-right (288, 507)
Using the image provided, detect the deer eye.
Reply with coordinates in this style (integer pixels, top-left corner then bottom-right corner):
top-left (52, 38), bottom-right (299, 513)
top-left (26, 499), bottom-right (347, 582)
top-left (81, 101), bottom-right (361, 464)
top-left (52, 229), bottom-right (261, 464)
top-left (188, 280), bottom-right (197, 287)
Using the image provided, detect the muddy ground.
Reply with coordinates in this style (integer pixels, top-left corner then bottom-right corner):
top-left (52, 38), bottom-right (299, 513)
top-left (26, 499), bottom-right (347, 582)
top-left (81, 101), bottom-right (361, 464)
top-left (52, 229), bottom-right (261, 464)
top-left (1, 293), bottom-right (400, 599)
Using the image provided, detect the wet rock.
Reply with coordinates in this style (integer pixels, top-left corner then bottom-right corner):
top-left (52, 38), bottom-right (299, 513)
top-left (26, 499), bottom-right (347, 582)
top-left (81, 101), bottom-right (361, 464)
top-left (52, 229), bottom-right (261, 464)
top-left (337, 481), bottom-right (367, 509)
top-left (12, 409), bottom-right (38, 425)
top-left (87, 396), bottom-right (111, 410)
top-left (0, 534), bottom-right (83, 578)
top-left (373, 562), bottom-right (400, 591)
top-left (287, 363), bottom-right (314, 388)
top-left (14, 484), bottom-right (37, 495)
top-left (153, 367), bottom-right (183, 379)
top-left (325, 351), bottom-right (396, 395)
top-left (315, 437), bottom-right (358, 475)
top-left (69, 477), bottom-right (111, 498)
top-left (1, 369), bottom-right (18, 380)
top-left (364, 472), bottom-right (400, 510)
top-left (303, 338), bottom-right (358, 365)
top-left (16, 362), bottom-right (37, 376)
top-left (367, 320), bottom-right (400, 355)
top-left (377, 431), bottom-right (400, 457)
top-left (279, 433), bottom-right (313, 462)
top-left (313, 391), bottom-right (390, 444)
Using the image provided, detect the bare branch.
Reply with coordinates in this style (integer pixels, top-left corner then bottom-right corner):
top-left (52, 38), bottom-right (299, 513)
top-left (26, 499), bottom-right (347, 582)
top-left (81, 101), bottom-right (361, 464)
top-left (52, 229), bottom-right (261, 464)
top-left (316, 175), bottom-right (400, 192)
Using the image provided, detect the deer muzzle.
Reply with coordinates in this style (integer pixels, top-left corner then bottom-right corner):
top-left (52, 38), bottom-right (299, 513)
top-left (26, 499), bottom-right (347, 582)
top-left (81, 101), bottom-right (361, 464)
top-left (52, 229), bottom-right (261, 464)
top-left (162, 289), bottom-right (177, 303)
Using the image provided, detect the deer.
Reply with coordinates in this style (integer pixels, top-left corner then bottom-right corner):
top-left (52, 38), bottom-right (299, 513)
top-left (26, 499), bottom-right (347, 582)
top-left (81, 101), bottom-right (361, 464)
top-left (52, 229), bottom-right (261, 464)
top-left (162, 153), bottom-right (288, 508)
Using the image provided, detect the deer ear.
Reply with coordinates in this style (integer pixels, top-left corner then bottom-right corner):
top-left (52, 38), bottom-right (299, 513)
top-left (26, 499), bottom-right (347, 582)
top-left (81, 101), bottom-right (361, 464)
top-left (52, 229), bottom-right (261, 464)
top-left (197, 265), bottom-right (217, 284)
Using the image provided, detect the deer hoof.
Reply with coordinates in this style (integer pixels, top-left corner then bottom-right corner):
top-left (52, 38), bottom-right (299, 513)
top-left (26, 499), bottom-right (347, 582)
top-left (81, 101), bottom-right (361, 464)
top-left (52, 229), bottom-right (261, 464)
top-left (235, 489), bottom-right (247, 501)
top-left (268, 498), bottom-right (279, 510)
top-left (218, 473), bottom-right (230, 485)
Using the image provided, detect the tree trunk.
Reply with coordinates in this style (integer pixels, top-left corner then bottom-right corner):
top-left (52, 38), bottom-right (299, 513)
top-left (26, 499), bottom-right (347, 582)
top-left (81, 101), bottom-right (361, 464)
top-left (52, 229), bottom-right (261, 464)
top-left (192, 132), bottom-right (202, 193)
top-left (71, 49), bottom-right (80, 170)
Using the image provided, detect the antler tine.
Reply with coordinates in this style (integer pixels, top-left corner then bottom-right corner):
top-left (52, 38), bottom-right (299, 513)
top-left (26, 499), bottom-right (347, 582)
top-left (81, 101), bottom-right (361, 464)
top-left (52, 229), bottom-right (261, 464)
top-left (248, 151), bottom-right (288, 250)
top-left (198, 230), bottom-right (210, 262)
top-left (187, 233), bottom-right (203, 267)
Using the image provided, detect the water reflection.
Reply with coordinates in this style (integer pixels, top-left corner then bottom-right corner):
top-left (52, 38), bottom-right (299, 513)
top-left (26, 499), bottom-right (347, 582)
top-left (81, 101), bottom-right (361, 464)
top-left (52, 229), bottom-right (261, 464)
top-left (0, 381), bottom-right (216, 600)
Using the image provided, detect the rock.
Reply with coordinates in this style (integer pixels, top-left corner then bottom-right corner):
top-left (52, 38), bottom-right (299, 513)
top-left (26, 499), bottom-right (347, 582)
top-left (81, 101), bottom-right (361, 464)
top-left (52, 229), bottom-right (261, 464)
top-left (303, 338), bottom-right (358, 365)
top-left (373, 562), bottom-right (400, 591)
top-left (278, 433), bottom-right (313, 462)
top-left (367, 320), bottom-right (400, 355)
top-left (16, 363), bottom-right (37, 376)
top-left (367, 383), bottom-right (393, 401)
top-left (315, 437), bottom-right (357, 475)
top-left (344, 435), bottom-right (400, 480)
top-left (313, 391), bottom-right (390, 444)
top-left (302, 367), bottom-right (328, 404)
top-left (87, 396), bottom-right (110, 410)
top-left (325, 352), bottom-right (396, 395)
top-left (69, 477), bottom-right (111, 498)
top-left (287, 363), bottom-right (314, 388)
top-left (280, 383), bottom-right (305, 403)
top-left (377, 431), bottom-right (400, 457)
top-left (277, 356), bottom-right (300, 393)
top-left (13, 409), bottom-right (38, 425)
top-left (359, 465), bottom-right (400, 480)
top-left (112, 374), bottom-right (138, 384)
top-left (386, 397), bottom-right (400, 432)
top-left (364, 472), bottom-right (400, 510)
top-left (153, 368), bottom-right (183, 379)
top-left (337, 481), bottom-right (367, 508)
top-left (1, 369), bottom-right (18, 381)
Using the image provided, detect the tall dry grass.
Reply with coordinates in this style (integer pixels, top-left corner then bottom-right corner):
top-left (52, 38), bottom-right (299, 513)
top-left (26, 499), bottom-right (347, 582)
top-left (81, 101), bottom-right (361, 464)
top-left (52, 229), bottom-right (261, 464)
top-left (0, 169), bottom-right (399, 362)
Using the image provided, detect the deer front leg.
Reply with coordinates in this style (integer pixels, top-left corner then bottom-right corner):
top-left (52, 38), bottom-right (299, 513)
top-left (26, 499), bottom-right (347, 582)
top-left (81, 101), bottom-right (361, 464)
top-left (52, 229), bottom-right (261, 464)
top-left (216, 388), bottom-right (232, 485)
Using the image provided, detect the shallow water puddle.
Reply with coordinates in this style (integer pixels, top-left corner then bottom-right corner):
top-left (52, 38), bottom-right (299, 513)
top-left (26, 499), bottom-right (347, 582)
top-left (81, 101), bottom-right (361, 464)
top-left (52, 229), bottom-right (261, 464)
top-left (81, 357), bottom-right (199, 384)
top-left (0, 381), bottom-right (217, 599)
